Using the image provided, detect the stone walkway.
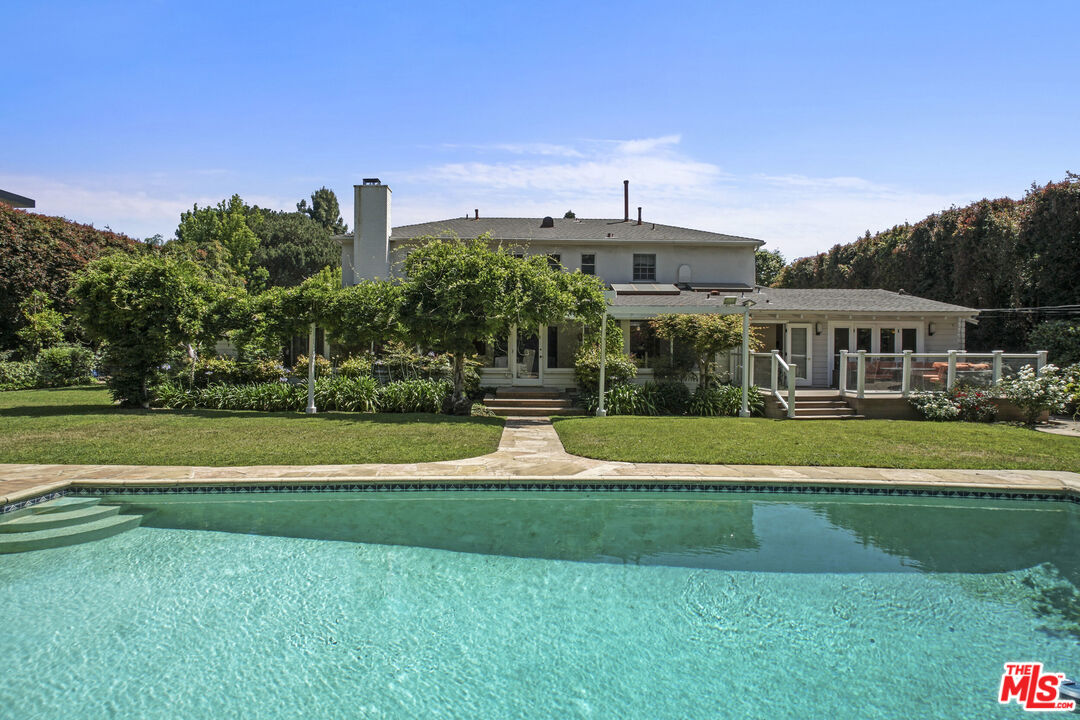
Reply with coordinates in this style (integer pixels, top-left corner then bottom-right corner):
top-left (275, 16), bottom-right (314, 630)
top-left (1038, 416), bottom-right (1080, 438)
top-left (2, 417), bottom-right (1078, 507)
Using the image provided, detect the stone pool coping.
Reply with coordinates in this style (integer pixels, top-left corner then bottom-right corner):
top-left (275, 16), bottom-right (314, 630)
top-left (3, 417), bottom-right (1079, 511)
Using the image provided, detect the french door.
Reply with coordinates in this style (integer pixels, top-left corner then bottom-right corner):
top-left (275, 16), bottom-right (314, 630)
top-left (511, 326), bottom-right (544, 385)
top-left (785, 324), bottom-right (813, 386)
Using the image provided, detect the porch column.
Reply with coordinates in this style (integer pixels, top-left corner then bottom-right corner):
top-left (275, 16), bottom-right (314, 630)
top-left (596, 314), bottom-right (607, 417)
top-left (305, 322), bottom-right (317, 414)
top-left (739, 306), bottom-right (750, 417)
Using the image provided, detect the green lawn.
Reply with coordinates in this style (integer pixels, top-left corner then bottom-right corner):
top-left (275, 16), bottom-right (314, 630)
top-left (552, 416), bottom-right (1080, 470)
top-left (0, 386), bottom-right (504, 466)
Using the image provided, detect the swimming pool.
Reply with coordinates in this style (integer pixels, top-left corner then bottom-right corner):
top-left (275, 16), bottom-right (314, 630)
top-left (1, 491), bottom-right (1076, 718)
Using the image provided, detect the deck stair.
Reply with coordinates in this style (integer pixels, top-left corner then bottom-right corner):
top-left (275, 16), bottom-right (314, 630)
top-left (482, 388), bottom-right (583, 417)
top-left (767, 391), bottom-right (864, 420)
top-left (0, 497), bottom-right (142, 553)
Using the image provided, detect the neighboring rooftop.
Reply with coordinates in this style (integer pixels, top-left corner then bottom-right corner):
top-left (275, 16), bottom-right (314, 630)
top-left (0, 190), bottom-right (35, 208)
top-left (387, 217), bottom-right (764, 246)
top-left (611, 287), bottom-right (977, 314)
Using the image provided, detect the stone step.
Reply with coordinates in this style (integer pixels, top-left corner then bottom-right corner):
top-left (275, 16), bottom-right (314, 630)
top-left (483, 400), bottom-right (575, 411)
top-left (791, 414), bottom-right (866, 420)
top-left (29, 496), bottom-right (102, 514)
top-left (493, 388), bottom-right (564, 399)
top-left (488, 407), bottom-right (583, 417)
top-left (793, 407), bottom-right (857, 417)
top-left (794, 399), bottom-right (849, 408)
top-left (0, 514), bottom-right (143, 554)
top-left (0, 505), bottom-right (120, 532)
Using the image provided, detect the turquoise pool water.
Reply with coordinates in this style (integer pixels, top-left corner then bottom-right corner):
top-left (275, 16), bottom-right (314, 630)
top-left (0, 492), bottom-right (1077, 719)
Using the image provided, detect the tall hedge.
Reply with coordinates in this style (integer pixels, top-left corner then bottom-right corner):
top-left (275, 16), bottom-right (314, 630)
top-left (0, 202), bottom-right (137, 348)
top-left (776, 175), bottom-right (1080, 350)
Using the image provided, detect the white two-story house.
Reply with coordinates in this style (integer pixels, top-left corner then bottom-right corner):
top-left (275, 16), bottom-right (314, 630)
top-left (337, 179), bottom-right (979, 391)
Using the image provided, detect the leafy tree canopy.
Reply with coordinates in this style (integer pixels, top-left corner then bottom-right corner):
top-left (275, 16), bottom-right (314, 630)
top-left (248, 210), bottom-right (340, 288)
top-left (651, 313), bottom-right (763, 388)
top-left (16, 290), bottom-right (65, 357)
top-left (755, 249), bottom-right (785, 287)
top-left (776, 174), bottom-right (1080, 351)
top-left (297, 186), bottom-right (348, 235)
top-left (0, 202), bottom-right (137, 349)
top-left (68, 252), bottom-right (231, 406)
top-left (397, 235), bottom-right (606, 410)
top-left (170, 194), bottom-right (268, 291)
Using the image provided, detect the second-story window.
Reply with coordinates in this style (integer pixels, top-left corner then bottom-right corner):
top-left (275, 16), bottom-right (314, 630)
top-left (632, 253), bottom-right (656, 282)
top-left (580, 253), bottom-right (595, 275)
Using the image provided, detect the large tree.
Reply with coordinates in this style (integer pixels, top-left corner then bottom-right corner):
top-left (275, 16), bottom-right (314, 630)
top-left (775, 174), bottom-right (1080, 351)
top-left (249, 210), bottom-right (340, 287)
top-left (170, 194), bottom-right (268, 290)
top-left (755, 249), bottom-right (785, 287)
top-left (68, 252), bottom-right (230, 407)
top-left (297, 187), bottom-right (348, 235)
top-left (397, 235), bottom-right (605, 412)
top-left (0, 202), bottom-right (137, 349)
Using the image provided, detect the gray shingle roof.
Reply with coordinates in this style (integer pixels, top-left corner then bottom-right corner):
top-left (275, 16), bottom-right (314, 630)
top-left (389, 217), bottom-right (763, 246)
top-left (611, 287), bottom-right (977, 314)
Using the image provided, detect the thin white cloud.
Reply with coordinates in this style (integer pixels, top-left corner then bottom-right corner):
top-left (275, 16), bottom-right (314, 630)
top-left (0, 174), bottom-right (295, 239)
top-left (614, 134), bottom-right (682, 155)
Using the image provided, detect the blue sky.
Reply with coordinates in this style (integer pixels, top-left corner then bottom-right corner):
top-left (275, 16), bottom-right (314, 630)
top-left (2, 0), bottom-right (1077, 258)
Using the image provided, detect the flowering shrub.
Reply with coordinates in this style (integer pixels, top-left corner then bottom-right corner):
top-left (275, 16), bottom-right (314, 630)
top-left (909, 384), bottom-right (998, 422)
top-left (908, 391), bottom-right (961, 421)
top-left (1063, 363), bottom-right (1080, 419)
top-left (998, 364), bottom-right (1069, 424)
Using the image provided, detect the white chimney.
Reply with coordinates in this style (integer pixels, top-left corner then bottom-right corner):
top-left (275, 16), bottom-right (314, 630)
top-left (353, 179), bottom-right (391, 282)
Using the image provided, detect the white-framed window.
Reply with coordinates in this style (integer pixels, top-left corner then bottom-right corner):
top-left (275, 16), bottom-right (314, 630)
top-left (580, 253), bottom-right (596, 275)
top-left (632, 253), bottom-right (656, 282)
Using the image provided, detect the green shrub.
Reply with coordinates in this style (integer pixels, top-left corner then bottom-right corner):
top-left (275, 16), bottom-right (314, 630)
top-left (315, 376), bottom-right (378, 412)
top-left (999, 363), bottom-right (1070, 424)
top-left (194, 355), bottom-right (242, 386)
top-left (35, 345), bottom-right (95, 387)
top-left (1063, 363), bottom-right (1080, 419)
top-left (337, 353), bottom-right (374, 378)
top-left (573, 343), bottom-right (637, 392)
top-left (653, 380), bottom-right (692, 415)
top-left (376, 378), bottom-right (452, 413)
top-left (238, 357), bottom-right (288, 384)
top-left (688, 385), bottom-right (764, 417)
top-left (0, 360), bottom-right (38, 391)
top-left (292, 353), bottom-right (332, 379)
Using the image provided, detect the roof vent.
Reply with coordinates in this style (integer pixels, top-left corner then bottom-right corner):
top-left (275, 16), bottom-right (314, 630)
top-left (540, 216), bottom-right (554, 228)
top-left (362, 178), bottom-right (381, 185)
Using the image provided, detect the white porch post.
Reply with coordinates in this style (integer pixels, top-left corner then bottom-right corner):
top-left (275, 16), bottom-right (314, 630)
top-left (992, 350), bottom-right (1003, 385)
top-left (787, 363), bottom-right (797, 419)
top-left (901, 350), bottom-right (912, 397)
top-left (770, 351), bottom-right (779, 393)
top-left (1036, 350), bottom-right (1048, 373)
top-left (739, 306), bottom-right (750, 418)
top-left (946, 350), bottom-right (957, 390)
top-left (839, 350), bottom-right (848, 394)
top-left (596, 314), bottom-right (607, 417)
top-left (305, 322), bottom-right (317, 414)
top-left (856, 350), bottom-right (866, 399)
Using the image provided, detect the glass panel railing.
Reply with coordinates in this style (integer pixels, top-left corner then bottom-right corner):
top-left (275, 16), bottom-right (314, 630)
top-left (907, 356), bottom-right (949, 392)
top-left (953, 354), bottom-right (994, 388)
top-left (863, 358), bottom-right (904, 392)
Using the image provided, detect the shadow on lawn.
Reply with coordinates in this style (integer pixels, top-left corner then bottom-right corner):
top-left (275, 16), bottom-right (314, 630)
top-left (0, 403), bottom-right (505, 427)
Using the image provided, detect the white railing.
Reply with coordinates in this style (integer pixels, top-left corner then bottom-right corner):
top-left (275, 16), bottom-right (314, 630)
top-left (838, 349), bottom-right (1049, 398)
top-left (750, 351), bottom-right (796, 418)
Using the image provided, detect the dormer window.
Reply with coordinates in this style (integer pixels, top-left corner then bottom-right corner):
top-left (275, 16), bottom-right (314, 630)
top-left (632, 253), bottom-right (656, 282)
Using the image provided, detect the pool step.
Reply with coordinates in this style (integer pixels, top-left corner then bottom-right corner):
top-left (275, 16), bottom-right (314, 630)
top-left (0, 505), bottom-right (120, 532)
top-left (0, 499), bottom-right (142, 553)
top-left (29, 496), bottom-right (103, 514)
